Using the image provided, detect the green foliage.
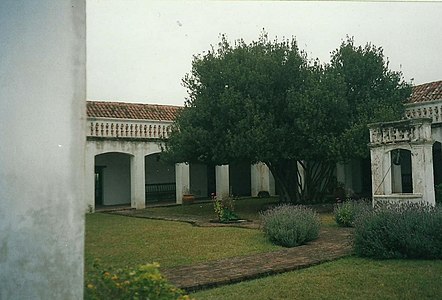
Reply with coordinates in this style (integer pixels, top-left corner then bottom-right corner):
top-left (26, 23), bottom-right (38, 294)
top-left (334, 199), bottom-right (371, 227)
top-left (163, 32), bottom-right (411, 204)
top-left (260, 204), bottom-right (320, 247)
top-left (85, 212), bottom-right (280, 270)
top-left (213, 194), bottom-right (240, 222)
top-left (85, 262), bottom-right (191, 300)
top-left (330, 37), bottom-right (412, 158)
top-left (353, 204), bottom-right (442, 259)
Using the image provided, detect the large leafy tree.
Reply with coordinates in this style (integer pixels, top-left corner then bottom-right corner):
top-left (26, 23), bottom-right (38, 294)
top-left (163, 34), bottom-right (411, 203)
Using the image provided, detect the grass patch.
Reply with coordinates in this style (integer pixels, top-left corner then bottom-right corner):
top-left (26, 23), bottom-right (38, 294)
top-left (85, 213), bottom-right (280, 271)
top-left (135, 197), bottom-right (335, 226)
top-left (192, 257), bottom-right (442, 300)
top-left (138, 197), bottom-right (279, 221)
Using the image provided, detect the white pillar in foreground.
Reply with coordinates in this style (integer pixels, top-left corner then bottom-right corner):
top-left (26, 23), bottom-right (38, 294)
top-left (0, 1), bottom-right (86, 298)
top-left (175, 163), bottom-right (190, 204)
top-left (216, 165), bottom-right (230, 199)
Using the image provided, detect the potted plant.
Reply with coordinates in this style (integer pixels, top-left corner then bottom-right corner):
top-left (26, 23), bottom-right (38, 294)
top-left (182, 186), bottom-right (195, 205)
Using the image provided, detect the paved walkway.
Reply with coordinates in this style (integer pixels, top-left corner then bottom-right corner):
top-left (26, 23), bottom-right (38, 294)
top-left (161, 227), bottom-right (353, 292)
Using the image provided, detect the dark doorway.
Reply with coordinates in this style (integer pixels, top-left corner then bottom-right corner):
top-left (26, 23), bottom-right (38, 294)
top-left (433, 142), bottom-right (442, 185)
top-left (391, 149), bottom-right (413, 193)
top-left (360, 158), bottom-right (372, 197)
top-left (207, 165), bottom-right (216, 197)
top-left (94, 166), bottom-right (105, 206)
top-left (229, 162), bottom-right (251, 197)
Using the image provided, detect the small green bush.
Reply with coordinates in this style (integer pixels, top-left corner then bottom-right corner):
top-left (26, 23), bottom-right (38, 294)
top-left (260, 205), bottom-right (320, 247)
top-left (334, 200), bottom-right (371, 227)
top-left (353, 204), bottom-right (442, 259)
top-left (85, 262), bottom-right (191, 300)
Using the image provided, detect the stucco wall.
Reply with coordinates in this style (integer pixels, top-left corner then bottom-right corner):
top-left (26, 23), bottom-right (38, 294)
top-left (0, 1), bottom-right (86, 298)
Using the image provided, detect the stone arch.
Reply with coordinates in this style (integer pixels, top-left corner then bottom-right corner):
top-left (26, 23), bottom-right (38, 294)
top-left (389, 148), bottom-right (413, 193)
top-left (433, 142), bottom-right (442, 181)
top-left (94, 152), bottom-right (133, 206)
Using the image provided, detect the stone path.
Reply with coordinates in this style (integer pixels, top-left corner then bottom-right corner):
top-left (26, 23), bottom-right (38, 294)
top-left (161, 227), bottom-right (353, 292)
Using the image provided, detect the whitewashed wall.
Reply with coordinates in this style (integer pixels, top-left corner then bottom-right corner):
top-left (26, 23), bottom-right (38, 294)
top-left (0, 1), bottom-right (86, 299)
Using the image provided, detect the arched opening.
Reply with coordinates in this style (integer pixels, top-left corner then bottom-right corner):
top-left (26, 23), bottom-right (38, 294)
top-left (95, 152), bottom-right (132, 206)
top-left (229, 161), bottom-right (251, 197)
top-left (433, 142), bottom-right (442, 184)
top-left (145, 153), bottom-right (176, 203)
top-left (390, 149), bottom-right (413, 193)
top-left (433, 142), bottom-right (442, 202)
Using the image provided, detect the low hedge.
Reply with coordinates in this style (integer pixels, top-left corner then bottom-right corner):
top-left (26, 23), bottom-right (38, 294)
top-left (260, 205), bottom-right (320, 247)
top-left (353, 203), bottom-right (442, 259)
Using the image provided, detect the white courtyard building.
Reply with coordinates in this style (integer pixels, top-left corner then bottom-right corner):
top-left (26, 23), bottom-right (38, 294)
top-left (369, 80), bottom-right (442, 206)
top-left (85, 80), bottom-right (442, 211)
top-left (85, 101), bottom-right (275, 211)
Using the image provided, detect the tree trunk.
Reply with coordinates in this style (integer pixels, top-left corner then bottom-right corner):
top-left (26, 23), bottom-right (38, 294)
top-left (266, 160), bottom-right (301, 203)
top-left (300, 161), bottom-right (336, 203)
top-left (266, 160), bottom-right (336, 204)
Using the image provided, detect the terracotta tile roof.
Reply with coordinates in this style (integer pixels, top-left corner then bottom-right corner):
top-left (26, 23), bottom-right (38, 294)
top-left (408, 80), bottom-right (442, 104)
top-left (87, 101), bottom-right (181, 121)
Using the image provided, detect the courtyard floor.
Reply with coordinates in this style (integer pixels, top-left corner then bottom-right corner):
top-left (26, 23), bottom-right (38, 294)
top-left (107, 206), bottom-right (352, 292)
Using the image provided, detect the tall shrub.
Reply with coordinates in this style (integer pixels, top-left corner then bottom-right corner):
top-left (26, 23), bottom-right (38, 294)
top-left (260, 205), bottom-right (320, 247)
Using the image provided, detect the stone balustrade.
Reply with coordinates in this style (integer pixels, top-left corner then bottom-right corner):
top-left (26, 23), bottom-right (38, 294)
top-left (405, 100), bottom-right (442, 124)
top-left (88, 118), bottom-right (173, 139)
top-left (369, 118), bottom-right (432, 146)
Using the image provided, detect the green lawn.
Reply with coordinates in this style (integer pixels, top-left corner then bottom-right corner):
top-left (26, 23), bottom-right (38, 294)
top-left (192, 257), bottom-right (442, 299)
top-left (134, 197), bottom-right (280, 221)
top-left (85, 213), bottom-right (280, 270)
top-left (129, 197), bottom-right (336, 226)
top-left (85, 199), bottom-right (442, 299)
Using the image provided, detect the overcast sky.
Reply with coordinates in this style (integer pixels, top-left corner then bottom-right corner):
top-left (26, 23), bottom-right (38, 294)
top-left (87, 0), bottom-right (442, 106)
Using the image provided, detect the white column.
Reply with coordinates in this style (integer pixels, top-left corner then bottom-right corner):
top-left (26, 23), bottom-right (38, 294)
top-left (336, 162), bottom-right (352, 189)
top-left (131, 153), bottom-right (146, 209)
top-left (412, 144), bottom-right (435, 205)
top-left (383, 149), bottom-right (392, 195)
top-left (216, 164), bottom-right (230, 199)
top-left (336, 163), bottom-right (346, 185)
top-left (251, 163), bottom-right (270, 197)
top-left (370, 146), bottom-right (385, 195)
top-left (175, 163), bottom-right (190, 204)
top-left (0, 1), bottom-right (86, 298)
